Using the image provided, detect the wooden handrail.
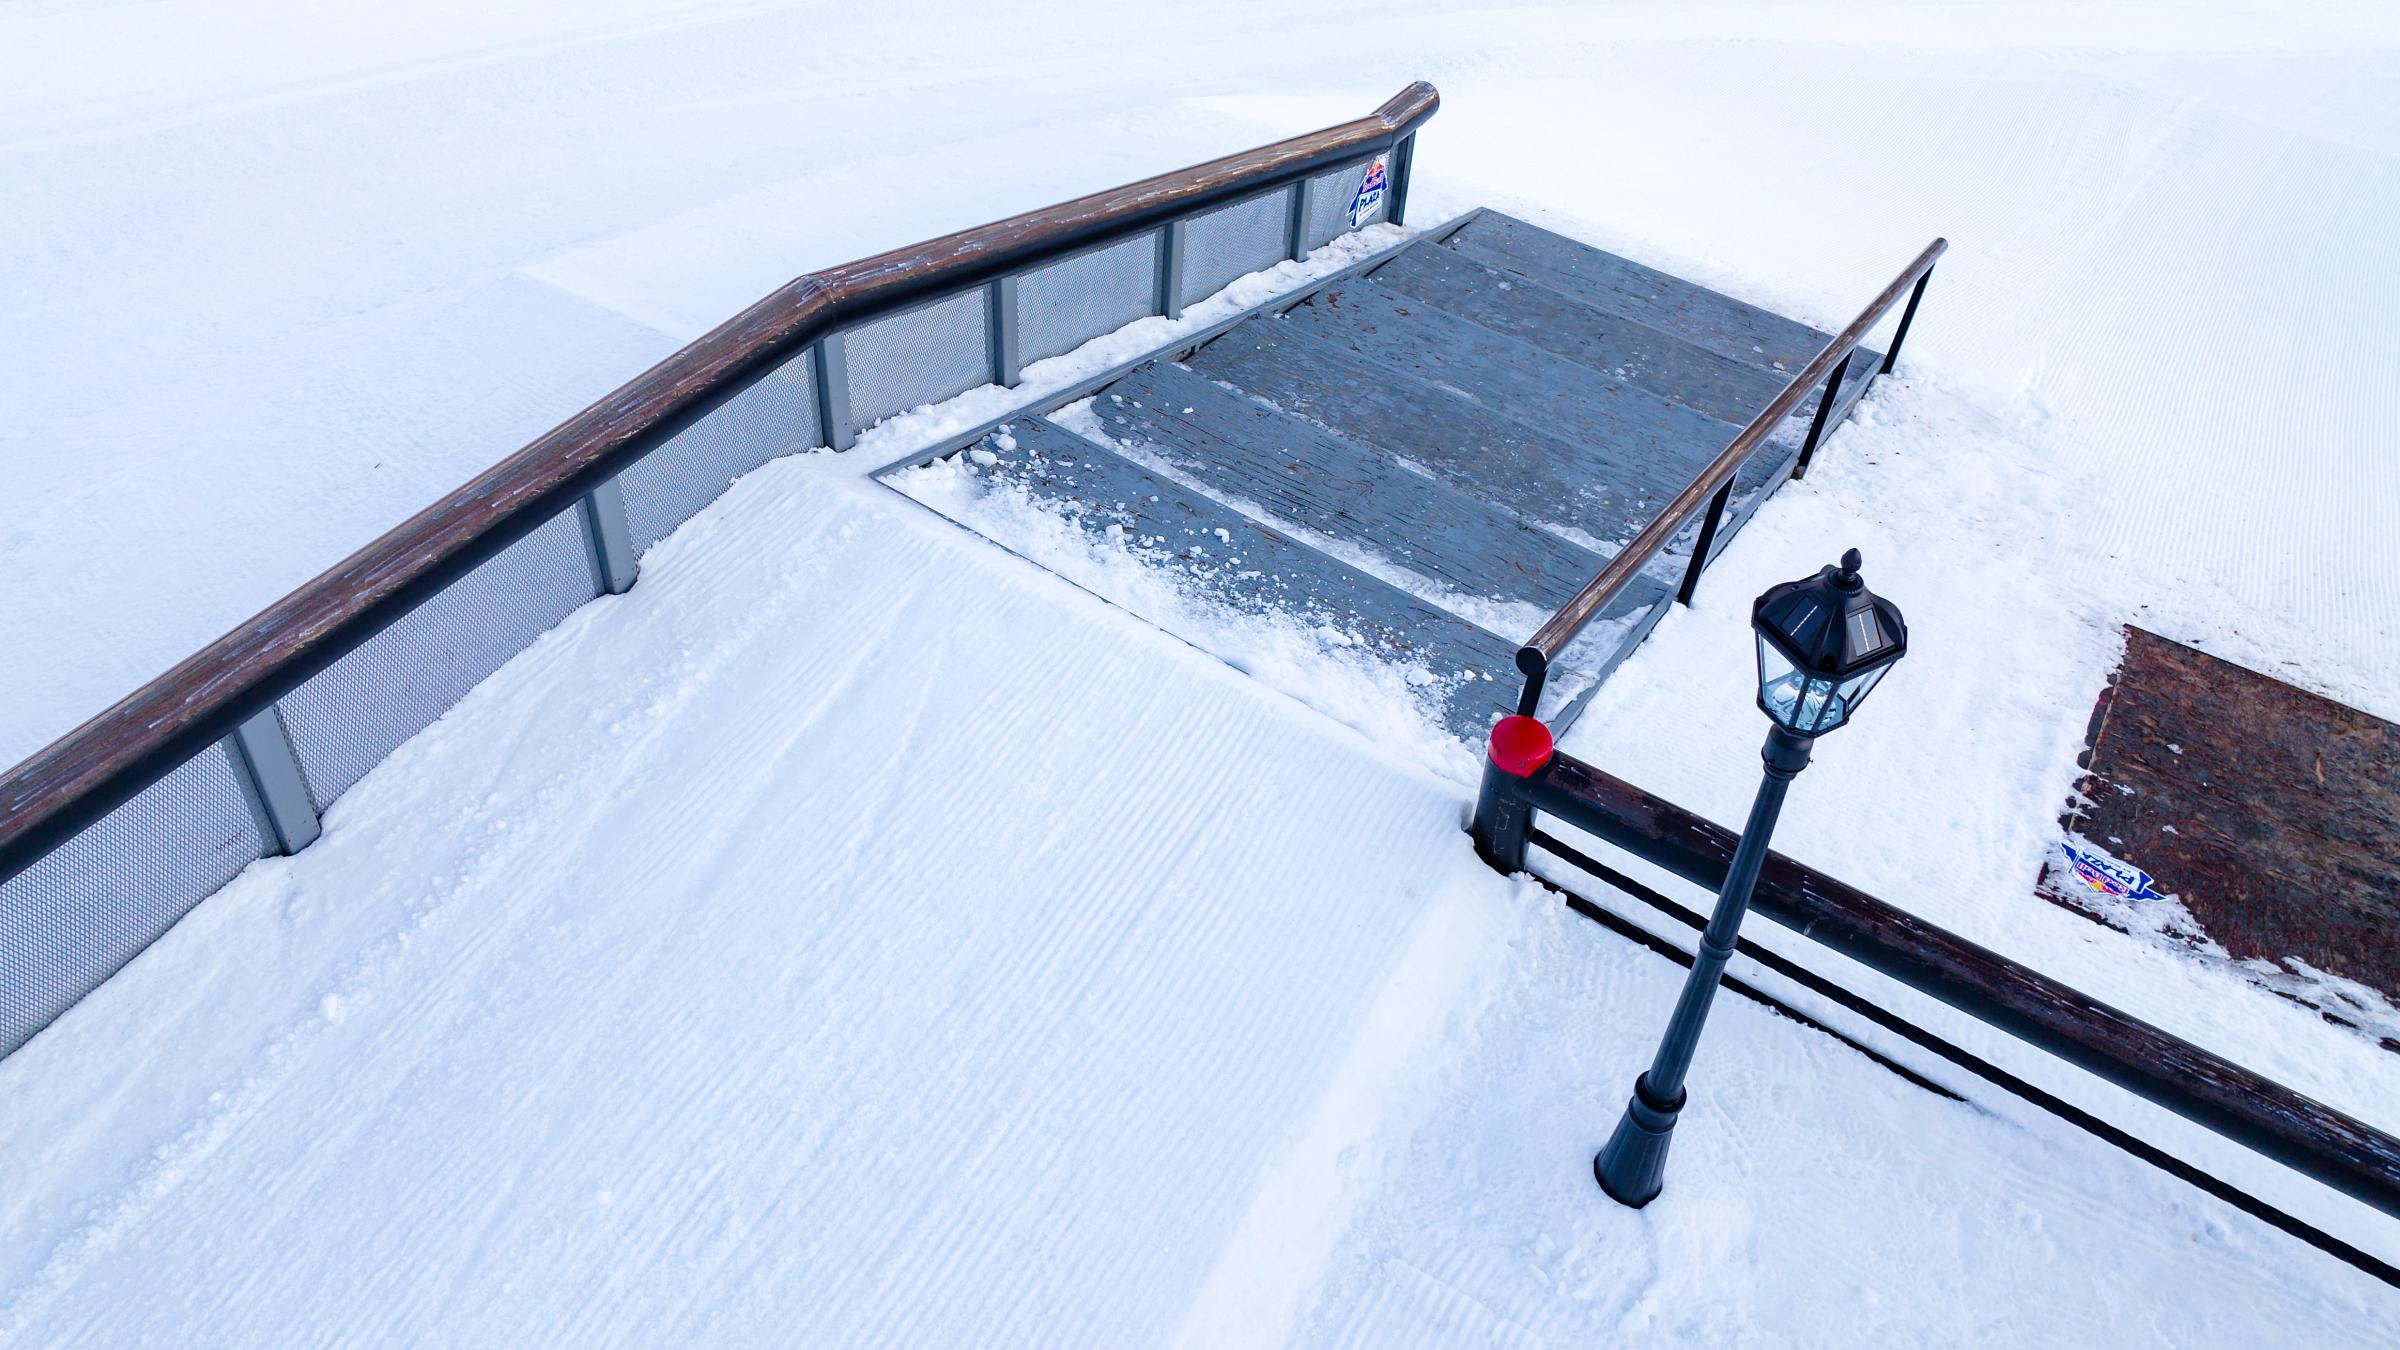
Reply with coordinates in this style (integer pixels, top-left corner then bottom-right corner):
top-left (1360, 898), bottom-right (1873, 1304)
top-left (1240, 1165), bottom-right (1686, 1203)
top-left (1517, 237), bottom-right (1946, 678)
top-left (0, 84), bottom-right (1440, 884)
top-left (1494, 748), bottom-right (2400, 1221)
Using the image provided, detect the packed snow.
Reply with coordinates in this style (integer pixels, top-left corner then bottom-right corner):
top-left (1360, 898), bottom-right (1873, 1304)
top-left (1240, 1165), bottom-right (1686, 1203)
top-left (7, 0), bottom-right (2400, 1342)
top-left (4, 456), bottom-right (2391, 1344)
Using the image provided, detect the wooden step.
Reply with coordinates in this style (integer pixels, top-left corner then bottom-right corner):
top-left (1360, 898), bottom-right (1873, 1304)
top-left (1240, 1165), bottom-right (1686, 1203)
top-left (1079, 363), bottom-right (1609, 621)
top-left (1407, 221), bottom-right (1886, 477)
top-left (922, 416), bottom-right (1524, 737)
top-left (882, 208), bottom-right (1903, 745)
top-left (1439, 213), bottom-right (1876, 379)
top-left (1368, 244), bottom-right (1791, 426)
top-left (1185, 318), bottom-right (1682, 550)
top-left (1270, 280), bottom-right (1742, 486)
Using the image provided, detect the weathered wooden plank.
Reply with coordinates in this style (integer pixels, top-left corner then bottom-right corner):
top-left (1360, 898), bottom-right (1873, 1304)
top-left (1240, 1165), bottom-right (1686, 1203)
top-left (1369, 244), bottom-right (1791, 425)
top-left (1185, 319), bottom-right (1683, 547)
top-left (1441, 212), bottom-right (1844, 375)
top-left (1271, 281), bottom-right (1743, 485)
top-left (1086, 363), bottom-right (1608, 618)
top-left (944, 417), bottom-right (1521, 736)
top-left (2053, 627), bottom-right (2400, 1003)
top-left (1521, 238), bottom-right (1946, 668)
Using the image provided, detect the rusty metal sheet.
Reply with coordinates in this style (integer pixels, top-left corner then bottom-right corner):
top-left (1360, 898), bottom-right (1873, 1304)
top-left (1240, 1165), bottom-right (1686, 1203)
top-left (2043, 626), bottom-right (2400, 1023)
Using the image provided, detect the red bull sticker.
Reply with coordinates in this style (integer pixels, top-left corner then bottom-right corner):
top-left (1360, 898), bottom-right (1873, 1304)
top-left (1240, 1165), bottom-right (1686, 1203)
top-left (1347, 157), bottom-right (1388, 230)
top-left (2056, 840), bottom-right (2167, 902)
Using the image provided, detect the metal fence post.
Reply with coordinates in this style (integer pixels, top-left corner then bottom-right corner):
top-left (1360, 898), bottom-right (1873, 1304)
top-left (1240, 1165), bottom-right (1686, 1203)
top-left (1387, 134), bottom-right (1415, 226)
top-left (1286, 178), bottom-right (1311, 261)
top-left (1880, 267), bottom-right (1934, 374)
top-left (1676, 479), bottom-right (1737, 606)
top-left (1514, 647), bottom-right (1549, 718)
top-left (227, 706), bottom-right (320, 854)
top-left (579, 479), bottom-right (639, 595)
top-left (988, 276), bottom-right (1022, 388)
top-left (813, 334), bottom-right (856, 451)
top-left (1791, 353), bottom-right (1852, 480)
top-left (1156, 221), bottom-right (1187, 321)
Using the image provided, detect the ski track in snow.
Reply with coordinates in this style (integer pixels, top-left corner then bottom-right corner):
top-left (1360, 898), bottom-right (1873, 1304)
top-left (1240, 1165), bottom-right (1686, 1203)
top-left (0, 468), bottom-right (1507, 1343)
top-left (1280, 902), bottom-right (2399, 1348)
top-left (1, 458), bottom-right (2391, 1343)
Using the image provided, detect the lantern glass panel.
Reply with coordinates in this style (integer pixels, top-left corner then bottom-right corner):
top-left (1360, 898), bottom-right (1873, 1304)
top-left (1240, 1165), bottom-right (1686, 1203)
top-left (1756, 635), bottom-right (1795, 706)
top-left (1836, 662), bottom-right (1891, 718)
top-left (1801, 674), bottom-right (1843, 732)
top-left (1757, 636), bottom-right (1835, 731)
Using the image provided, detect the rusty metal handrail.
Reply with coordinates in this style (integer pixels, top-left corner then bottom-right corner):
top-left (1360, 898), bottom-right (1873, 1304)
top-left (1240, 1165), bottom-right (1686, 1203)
top-left (1512, 237), bottom-right (1946, 715)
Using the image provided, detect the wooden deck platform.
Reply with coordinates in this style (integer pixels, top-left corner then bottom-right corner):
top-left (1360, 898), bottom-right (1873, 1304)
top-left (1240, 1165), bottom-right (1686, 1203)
top-left (2047, 627), bottom-right (2400, 1018)
top-left (883, 209), bottom-right (1887, 740)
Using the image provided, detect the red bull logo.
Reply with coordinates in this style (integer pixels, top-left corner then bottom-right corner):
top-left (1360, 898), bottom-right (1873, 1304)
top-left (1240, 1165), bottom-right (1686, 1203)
top-left (2058, 841), bottom-right (2166, 902)
top-left (1347, 158), bottom-right (1388, 230)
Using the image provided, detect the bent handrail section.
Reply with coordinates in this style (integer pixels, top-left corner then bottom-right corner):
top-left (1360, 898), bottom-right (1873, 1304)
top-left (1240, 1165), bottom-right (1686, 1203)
top-left (0, 84), bottom-right (1440, 889)
top-left (1472, 738), bottom-right (2400, 1223)
top-left (0, 87), bottom-right (1437, 1058)
top-left (1512, 237), bottom-right (1945, 716)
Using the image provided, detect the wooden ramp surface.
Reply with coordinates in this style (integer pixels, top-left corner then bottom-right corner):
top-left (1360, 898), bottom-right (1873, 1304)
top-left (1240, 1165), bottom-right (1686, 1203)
top-left (885, 210), bottom-right (1886, 741)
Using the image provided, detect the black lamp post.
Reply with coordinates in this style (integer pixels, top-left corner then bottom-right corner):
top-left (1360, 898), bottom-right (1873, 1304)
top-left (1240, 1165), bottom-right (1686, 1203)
top-left (1594, 548), bottom-right (1907, 1208)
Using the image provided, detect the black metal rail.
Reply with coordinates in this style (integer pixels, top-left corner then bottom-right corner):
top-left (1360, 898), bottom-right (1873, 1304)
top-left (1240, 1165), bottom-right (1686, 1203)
top-left (1528, 827), bottom-right (2400, 1289)
top-left (1471, 735), bottom-right (2400, 1224)
top-left (1512, 239), bottom-right (1944, 716)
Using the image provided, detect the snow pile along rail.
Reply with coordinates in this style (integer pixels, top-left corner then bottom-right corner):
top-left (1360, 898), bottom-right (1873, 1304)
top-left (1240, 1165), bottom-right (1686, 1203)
top-left (0, 86), bottom-right (1442, 1057)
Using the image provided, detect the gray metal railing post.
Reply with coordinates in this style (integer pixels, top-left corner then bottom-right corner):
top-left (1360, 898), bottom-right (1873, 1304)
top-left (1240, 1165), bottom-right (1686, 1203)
top-left (1387, 134), bottom-right (1415, 226)
top-left (227, 706), bottom-right (320, 854)
top-left (1286, 178), bottom-right (1311, 261)
top-left (1791, 352), bottom-right (1852, 480)
top-left (579, 480), bottom-right (639, 595)
top-left (813, 334), bottom-right (856, 451)
top-left (1156, 221), bottom-right (1187, 321)
top-left (988, 276), bottom-right (1022, 388)
top-left (1675, 479), bottom-right (1736, 606)
top-left (1879, 267), bottom-right (1934, 374)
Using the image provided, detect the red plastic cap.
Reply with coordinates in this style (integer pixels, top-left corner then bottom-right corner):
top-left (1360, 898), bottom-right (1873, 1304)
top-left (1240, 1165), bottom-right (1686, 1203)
top-left (1488, 716), bottom-right (1554, 777)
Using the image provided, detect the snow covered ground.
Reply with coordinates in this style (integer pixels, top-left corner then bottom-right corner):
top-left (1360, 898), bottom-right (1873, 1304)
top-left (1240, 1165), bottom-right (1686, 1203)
top-left (4, 458), bottom-right (2391, 1343)
top-left (11, 0), bottom-right (2400, 763)
top-left (8, 0), bottom-right (2400, 1341)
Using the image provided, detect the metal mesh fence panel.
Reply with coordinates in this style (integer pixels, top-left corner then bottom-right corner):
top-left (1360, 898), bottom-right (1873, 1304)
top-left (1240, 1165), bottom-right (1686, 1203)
top-left (1302, 155), bottom-right (1389, 252)
top-left (280, 506), bottom-right (598, 808)
top-left (618, 346), bottom-right (821, 554)
top-left (1179, 187), bottom-right (1293, 311)
top-left (842, 288), bottom-right (992, 433)
top-left (1017, 233), bottom-right (1161, 365)
top-left (0, 742), bottom-right (268, 1055)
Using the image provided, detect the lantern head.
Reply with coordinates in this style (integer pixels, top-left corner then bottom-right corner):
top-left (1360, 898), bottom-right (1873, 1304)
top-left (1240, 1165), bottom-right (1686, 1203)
top-left (1751, 549), bottom-right (1906, 736)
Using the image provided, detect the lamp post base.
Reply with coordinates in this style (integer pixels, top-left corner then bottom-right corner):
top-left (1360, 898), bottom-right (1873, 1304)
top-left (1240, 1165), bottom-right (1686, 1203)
top-left (1594, 1072), bottom-right (1685, 1208)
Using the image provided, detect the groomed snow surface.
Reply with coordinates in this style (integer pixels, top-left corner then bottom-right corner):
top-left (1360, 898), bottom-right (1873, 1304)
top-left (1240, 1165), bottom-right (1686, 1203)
top-left (9, 0), bottom-right (2400, 1343)
top-left (4, 467), bottom-right (2390, 1344)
